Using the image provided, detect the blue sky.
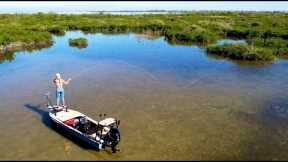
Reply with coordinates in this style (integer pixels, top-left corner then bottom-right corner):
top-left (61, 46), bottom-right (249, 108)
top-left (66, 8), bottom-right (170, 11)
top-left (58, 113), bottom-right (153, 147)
top-left (0, 1), bottom-right (287, 13)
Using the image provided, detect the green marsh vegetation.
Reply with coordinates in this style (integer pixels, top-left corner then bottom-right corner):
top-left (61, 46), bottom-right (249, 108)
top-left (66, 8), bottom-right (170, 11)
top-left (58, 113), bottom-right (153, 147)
top-left (207, 43), bottom-right (276, 61)
top-left (69, 38), bottom-right (88, 48)
top-left (0, 11), bottom-right (287, 62)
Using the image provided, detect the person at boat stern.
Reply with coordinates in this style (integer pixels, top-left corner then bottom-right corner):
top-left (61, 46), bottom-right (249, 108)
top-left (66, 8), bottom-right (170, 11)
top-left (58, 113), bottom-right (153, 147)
top-left (53, 73), bottom-right (71, 107)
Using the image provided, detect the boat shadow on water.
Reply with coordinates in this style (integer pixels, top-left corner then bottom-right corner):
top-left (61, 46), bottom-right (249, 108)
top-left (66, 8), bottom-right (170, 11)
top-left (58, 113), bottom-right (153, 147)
top-left (23, 103), bottom-right (104, 152)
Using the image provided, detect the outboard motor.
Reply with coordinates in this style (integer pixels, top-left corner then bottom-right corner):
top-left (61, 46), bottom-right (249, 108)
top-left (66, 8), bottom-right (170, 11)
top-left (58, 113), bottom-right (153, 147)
top-left (107, 127), bottom-right (121, 153)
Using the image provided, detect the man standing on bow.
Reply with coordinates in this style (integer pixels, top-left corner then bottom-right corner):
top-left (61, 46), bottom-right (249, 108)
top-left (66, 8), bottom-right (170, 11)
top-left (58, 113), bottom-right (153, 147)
top-left (53, 73), bottom-right (71, 107)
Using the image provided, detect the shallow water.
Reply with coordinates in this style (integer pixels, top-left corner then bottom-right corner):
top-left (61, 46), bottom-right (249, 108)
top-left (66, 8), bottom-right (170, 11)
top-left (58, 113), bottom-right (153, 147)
top-left (1, 31), bottom-right (288, 160)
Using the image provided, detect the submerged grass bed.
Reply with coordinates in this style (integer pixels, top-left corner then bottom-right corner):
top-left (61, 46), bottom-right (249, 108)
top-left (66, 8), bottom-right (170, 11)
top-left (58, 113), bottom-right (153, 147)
top-left (69, 38), bottom-right (88, 48)
top-left (0, 11), bottom-right (287, 62)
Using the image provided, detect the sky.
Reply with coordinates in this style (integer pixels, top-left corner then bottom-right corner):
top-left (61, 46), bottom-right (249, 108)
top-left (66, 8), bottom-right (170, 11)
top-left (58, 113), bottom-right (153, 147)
top-left (0, 1), bottom-right (287, 13)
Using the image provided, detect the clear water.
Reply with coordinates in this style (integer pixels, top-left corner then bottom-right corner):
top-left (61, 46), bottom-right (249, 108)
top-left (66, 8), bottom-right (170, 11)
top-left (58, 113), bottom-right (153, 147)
top-left (1, 31), bottom-right (288, 160)
top-left (216, 39), bottom-right (247, 45)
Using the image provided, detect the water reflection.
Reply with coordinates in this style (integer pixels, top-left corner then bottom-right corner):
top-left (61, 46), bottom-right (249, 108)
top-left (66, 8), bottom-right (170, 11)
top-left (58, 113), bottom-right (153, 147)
top-left (136, 31), bottom-right (162, 40)
top-left (0, 41), bottom-right (53, 64)
top-left (165, 37), bottom-right (211, 47)
top-left (0, 52), bottom-right (15, 63)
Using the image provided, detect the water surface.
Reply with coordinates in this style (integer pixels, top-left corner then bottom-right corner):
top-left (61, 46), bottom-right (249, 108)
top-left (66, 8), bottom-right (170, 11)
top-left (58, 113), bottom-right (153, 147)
top-left (1, 31), bottom-right (288, 160)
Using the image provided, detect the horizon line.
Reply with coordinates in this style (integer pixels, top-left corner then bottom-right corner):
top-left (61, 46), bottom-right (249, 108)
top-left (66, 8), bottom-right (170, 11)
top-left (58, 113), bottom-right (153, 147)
top-left (0, 10), bottom-right (288, 13)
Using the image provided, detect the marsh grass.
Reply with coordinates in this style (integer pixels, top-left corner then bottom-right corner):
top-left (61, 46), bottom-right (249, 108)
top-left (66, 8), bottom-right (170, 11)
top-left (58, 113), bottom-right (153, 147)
top-left (0, 11), bottom-right (287, 61)
top-left (68, 38), bottom-right (88, 48)
top-left (207, 43), bottom-right (276, 61)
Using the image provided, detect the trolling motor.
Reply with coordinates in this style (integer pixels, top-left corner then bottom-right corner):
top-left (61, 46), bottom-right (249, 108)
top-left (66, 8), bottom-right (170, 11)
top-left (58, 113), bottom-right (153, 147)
top-left (45, 92), bottom-right (53, 107)
top-left (44, 92), bottom-right (67, 115)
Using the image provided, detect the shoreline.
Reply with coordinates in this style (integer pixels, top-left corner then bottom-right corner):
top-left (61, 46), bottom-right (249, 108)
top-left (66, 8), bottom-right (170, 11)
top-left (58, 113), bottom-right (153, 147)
top-left (0, 41), bottom-right (53, 54)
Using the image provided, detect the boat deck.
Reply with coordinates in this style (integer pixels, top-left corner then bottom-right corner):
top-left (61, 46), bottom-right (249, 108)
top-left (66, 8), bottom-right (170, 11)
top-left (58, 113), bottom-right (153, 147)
top-left (50, 109), bottom-right (85, 122)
